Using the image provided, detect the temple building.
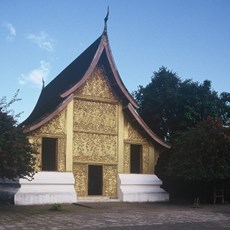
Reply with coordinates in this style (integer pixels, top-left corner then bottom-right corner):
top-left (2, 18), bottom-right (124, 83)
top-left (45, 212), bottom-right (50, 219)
top-left (0, 16), bottom-right (170, 205)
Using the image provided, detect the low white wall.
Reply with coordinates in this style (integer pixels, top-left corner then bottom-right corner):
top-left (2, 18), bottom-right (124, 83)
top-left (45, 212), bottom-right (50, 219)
top-left (117, 174), bottom-right (169, 202)
top-left (0, 172), bottom-right (77, 205)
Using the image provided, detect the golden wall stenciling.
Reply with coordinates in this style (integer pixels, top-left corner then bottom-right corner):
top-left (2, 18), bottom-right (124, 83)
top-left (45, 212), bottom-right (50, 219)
top-left (142, 144), bottom-right (149, 174)
top-left (73, 163), bottom-right (87, 196)
top-left (57, 137), bottom-right (66, 172)
top-left (29, 110), bottom-right (67, 172)
top-left (123, 143), bottom-right (130, 173)
top-left (73, 132), bottom-right (117, 163)
top-left (123, 118), bottom-right (152, 174)
top-left (38, 110), bottom-right (66, 135)
top-left (125, 119), bottom-right (147, 143)
top-left (72, 66), bottom-right (120, 196)
top-left (123, 143), bottom-right (150, 174)
top-left (76, 66), bottom-right (117, 100)
top-left (73, 99), bottom-right (117, 134)
top-left (104, 165), bottom-right (117, 197)
top-left (29, 135), bottom-right (42, 172)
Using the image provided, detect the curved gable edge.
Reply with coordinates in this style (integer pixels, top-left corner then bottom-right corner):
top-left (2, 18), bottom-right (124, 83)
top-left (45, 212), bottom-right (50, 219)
top-left (124, 103), bottom-right (171, 149)
top-left (103, 37), bottom-right (139, 109)
top-left (60, 34), bottom-right (139, 109)
top-left (23, 94), bottom-right (74, 132)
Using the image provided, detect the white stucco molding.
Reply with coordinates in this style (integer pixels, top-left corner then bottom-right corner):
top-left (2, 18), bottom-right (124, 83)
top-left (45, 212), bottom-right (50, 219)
top-left (117, 174), bottom-right (169, 202)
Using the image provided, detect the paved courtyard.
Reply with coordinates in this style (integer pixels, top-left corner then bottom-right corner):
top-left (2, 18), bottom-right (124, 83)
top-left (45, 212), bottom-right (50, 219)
top-left (0, 202), bottom-right (230, 229)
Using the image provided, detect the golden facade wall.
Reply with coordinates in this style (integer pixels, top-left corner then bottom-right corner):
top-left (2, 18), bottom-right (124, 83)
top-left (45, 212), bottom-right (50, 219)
top-left (123, 118), bottom-right (154, 174)
top-left (104, 165), bottom-right (117, 197)
top-left (73, 99), bottom-right (117, 134)
top-left (28, 64), bottom-right (159, 197)
top-left (72, 66), bottom-right (119, 196)
top-left (73, 163), bottom-right (87, 196)
top-left (76, 66), bottom-right (117, 100)
top-left (29, 109), bottom-right (67, 172)
top-left (73, 132), bottom-right (117, 163)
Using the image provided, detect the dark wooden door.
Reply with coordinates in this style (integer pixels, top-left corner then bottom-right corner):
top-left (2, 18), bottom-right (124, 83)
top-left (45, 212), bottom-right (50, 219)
top-left (130, 144), bottom-right (142, 174)
top-left (42, 137), bottom-right (57, 171)
top-left (88, 165), bottom-right (103, 195)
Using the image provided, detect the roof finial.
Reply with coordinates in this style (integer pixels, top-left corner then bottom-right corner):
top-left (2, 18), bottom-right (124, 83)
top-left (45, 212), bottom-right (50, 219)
top-left (42, 77), bottom-right (45, 89)
top-left (103, 6), bottom-right (109, 34)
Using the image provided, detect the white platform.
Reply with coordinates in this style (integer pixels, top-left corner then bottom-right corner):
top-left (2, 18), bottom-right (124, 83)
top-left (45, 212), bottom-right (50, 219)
top-left (0, 172), bottom-right (77, 205)
top-left (117, 174), bottom-right (169, 202)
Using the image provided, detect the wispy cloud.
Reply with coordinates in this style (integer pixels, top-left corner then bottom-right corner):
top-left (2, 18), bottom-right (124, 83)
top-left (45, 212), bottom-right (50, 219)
top-left (19, 60), bottom-right (50, 88)
top-left (2, 21), bottom-right (16, 41)
top-left (27, 31), bottom-right (55, 52)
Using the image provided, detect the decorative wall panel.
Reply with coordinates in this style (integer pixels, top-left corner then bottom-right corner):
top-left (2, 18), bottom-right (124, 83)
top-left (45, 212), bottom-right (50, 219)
top-left (73, 163), bottom-right (87, 196)
top-left (73, 132), bottom-right (117, 163)
top-left (30, 109), bottom-right (66, 172)
top-left (39, 110), bottom-right (66, 135)
top-left (29, 135), bottom-right (42, 172)
top-left (126, 121), bottom-right (146, 142)
top-left (123, 143), bottom-right (130, 173)
top-left (142, 144), bottom-right (149, 174)
top-left (74, 100), bottom-right (117, 134)
top-left (104, 165), bottom-right (117, 197)
top-left (76, 66), bottom-right (117, 100)
top-left (57, 137), bottom-right (66, 172)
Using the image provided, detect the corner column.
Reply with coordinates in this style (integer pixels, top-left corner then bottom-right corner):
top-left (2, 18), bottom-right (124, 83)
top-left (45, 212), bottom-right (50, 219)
top-left (65, 99), bottom-right (73, 171)
top-left (117, 103), bottom-right (124, 173)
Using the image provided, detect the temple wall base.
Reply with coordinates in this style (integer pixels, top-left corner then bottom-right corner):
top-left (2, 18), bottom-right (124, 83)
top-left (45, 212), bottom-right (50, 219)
top-left (117, 174), bottom-right (169, 202)
top-left (0, 172), bottom-right (77, 205)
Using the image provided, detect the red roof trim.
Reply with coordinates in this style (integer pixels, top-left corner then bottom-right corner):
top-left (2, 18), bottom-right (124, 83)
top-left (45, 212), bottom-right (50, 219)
top-left (125, 103), bottom-right (171, 149)
top-left (23, 94), bottom-right (74, 132)
top-left (103, 37), bottom-right (139, 109)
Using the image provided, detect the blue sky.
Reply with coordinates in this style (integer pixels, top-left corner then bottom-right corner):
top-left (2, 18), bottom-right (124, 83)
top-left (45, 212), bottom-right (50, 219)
top-left (1, 0), bottom-right (230, 122)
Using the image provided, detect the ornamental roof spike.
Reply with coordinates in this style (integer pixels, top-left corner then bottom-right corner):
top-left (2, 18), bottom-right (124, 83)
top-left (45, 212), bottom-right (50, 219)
top-left (103, 6), bottom-right (109, 35)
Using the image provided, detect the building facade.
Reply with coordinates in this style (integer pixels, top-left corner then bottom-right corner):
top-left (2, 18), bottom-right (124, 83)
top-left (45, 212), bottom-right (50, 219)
top-left (0, 23), bottom-right (170, 204)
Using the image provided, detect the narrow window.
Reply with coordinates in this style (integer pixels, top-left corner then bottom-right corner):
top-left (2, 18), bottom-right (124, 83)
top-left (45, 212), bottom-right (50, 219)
top-left (42, 137), bottom-right (57, 171)
top-left (130, 144), bottom-right (142, 174)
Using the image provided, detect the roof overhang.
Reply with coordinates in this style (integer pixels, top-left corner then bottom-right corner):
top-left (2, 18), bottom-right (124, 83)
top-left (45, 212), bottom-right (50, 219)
top-left (124, 103), bottom-right (171, 149)
top-left (23, 94), bottom-right (74, 132)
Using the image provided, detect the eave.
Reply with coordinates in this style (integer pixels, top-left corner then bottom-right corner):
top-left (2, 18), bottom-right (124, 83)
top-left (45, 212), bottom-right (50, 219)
top-left (124, 103), bottom-right (171, 149)
top-left (23, 94), bottom-right (73, 132)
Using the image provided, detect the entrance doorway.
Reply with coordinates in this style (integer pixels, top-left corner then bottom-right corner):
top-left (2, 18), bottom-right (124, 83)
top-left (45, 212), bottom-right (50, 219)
top-left (130, 144), bottom-right (142, 174)
top-left (88, 165), bottom-right (103, 195)
top-left (42, 137), bottom-right (57, 171)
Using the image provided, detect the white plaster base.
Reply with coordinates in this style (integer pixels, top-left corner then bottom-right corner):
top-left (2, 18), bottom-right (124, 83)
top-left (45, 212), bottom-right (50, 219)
top-left (0, 172), bottom-right (77, 205)
top-left (117, 174), bottom-right (169, 202)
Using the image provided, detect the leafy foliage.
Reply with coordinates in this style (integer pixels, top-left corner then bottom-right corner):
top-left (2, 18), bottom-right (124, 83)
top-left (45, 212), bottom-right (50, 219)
top-left (161, 117), bottom-right (230, 182)
top-left (134, 67), bottom-right (230, 200)
top-left (133, 66), bottom-right (230, 142)
top-left (0, 91), bottom-right (36, 180)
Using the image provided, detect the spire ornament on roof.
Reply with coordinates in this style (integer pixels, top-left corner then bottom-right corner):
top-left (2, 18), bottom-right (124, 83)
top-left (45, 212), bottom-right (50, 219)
top-left (42, 77), bottom-right (45, 89)
top-left (103, 6), bottom-right (109, 34)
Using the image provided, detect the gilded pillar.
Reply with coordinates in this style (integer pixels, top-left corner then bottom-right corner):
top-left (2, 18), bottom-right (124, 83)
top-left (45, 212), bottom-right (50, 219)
top-left (65, 99), bottom-right (73, 171)
top-left (117, 103), bottom-right (124, 173)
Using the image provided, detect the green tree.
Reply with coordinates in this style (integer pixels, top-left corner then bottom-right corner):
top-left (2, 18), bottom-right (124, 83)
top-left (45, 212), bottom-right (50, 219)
top-left (156, 117), bottom-right (230, 201)
top-left (163, 117), bottom-right (230, 181)
top-left (133, 66), bottom-right (181, 141)
top-left (133, 66), bottom-right (230, 142)
top-left (0, 92), bottom-right (36, 180)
